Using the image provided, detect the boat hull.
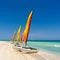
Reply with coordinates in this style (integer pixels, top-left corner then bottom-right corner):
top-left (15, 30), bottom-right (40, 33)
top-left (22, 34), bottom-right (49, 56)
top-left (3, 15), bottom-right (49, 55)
top-left (13, 46), bottom-right (38, 53)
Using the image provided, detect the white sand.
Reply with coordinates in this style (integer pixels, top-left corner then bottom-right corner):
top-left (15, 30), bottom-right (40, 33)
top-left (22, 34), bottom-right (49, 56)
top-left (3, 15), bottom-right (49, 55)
top-left (0, 41), bottom-right (60, 60)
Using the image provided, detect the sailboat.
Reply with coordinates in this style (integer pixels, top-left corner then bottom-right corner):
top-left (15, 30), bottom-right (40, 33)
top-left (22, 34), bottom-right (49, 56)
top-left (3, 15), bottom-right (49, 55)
top-left (22, 11), bottom-right (33, 47)
top-left (11, 32), bottom-right (16, 43)
top-left (14, 25), bottom-right (22, 47)
top-left (14, 11), bottom-right (38, 53)
top-left (16, 25), bottom-right (22, 43)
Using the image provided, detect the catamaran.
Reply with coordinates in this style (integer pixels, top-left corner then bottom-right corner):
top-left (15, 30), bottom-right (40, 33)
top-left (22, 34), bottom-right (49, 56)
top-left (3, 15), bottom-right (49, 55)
top-left (14, 25), bottom-right (22, 47)
top-left (14, 11), bottom-right (38, 53)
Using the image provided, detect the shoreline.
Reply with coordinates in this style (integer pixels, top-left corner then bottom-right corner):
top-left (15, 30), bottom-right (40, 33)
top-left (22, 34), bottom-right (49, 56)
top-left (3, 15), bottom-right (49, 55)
top-left (38, 48), bottom-right (60, 56)
top-left (0, 41), bottom-right (60, 60)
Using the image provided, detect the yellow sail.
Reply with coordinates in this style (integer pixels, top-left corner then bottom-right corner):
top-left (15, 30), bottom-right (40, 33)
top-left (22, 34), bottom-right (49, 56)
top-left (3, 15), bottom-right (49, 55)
top-left (22, 11), bottom-right (33, 43)
top-left (16, 25), bottom-right (22, 42)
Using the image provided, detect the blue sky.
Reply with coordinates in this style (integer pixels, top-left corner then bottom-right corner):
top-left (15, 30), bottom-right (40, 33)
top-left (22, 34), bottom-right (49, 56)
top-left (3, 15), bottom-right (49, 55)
top-left (0, 0), bottom-right (60, 40)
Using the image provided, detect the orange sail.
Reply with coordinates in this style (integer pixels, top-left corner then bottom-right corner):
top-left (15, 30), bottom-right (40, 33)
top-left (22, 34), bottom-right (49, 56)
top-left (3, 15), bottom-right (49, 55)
top-left (20, 37), bottom-right (22, 43)
top-left (22, 11), bottom-right (33, 43)
top-left (16, 25), bottom-right (22, 43)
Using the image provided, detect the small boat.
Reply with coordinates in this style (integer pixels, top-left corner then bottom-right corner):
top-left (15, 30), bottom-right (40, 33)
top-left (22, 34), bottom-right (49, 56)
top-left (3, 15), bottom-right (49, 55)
top-left (14, 11), bottom-right (38, 53)
top-left (11, 32), bottom-right (16, 44)
top-left (14, 25), bottom-right (22, 47)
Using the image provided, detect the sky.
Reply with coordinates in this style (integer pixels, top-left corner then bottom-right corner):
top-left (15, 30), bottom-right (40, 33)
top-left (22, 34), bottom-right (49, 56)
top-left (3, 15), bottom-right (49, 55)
top-left (0, 0), bottom-right (60, 40)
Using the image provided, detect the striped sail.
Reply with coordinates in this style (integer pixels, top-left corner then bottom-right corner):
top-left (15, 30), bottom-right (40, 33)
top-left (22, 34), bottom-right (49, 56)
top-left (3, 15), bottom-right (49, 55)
top-left (16, 25), bottom-right (22, 43)
top-left (22, 11), bottom-right (33, 44)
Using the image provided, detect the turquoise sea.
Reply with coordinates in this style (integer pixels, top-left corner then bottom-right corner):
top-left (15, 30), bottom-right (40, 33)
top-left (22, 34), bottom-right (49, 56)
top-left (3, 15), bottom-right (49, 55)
top-left (27, 40), bottom-right (60, 56)
top-left (1, 40), bottom-right (60, 56)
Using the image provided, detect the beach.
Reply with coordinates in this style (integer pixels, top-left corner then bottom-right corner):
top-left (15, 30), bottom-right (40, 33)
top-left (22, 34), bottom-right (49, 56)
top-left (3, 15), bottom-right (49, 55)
top-left (0, 41), bottom-right (60, 60)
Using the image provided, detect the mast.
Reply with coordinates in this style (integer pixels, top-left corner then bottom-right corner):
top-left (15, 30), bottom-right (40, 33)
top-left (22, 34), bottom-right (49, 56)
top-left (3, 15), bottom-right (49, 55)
top-left (22, 11), bottom-right (33, 47)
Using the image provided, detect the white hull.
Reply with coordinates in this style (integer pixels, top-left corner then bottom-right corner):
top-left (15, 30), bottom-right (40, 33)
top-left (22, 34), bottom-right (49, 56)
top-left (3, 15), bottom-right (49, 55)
top-left (13, 46), bottom-right (38, 53)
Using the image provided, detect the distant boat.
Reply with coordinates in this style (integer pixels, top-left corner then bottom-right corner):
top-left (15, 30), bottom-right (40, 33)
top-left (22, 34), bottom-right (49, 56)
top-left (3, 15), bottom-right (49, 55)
top-left (11, 32), bottom-right (16, 43)
top-left (15, 25), bottom-right (22, 47)
top-left (14, 11), bottom-right (38, 53)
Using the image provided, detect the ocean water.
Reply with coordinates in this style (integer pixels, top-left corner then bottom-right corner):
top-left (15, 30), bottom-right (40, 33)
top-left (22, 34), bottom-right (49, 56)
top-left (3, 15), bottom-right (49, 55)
top-left (27, 40), bottom-right (60, 56)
